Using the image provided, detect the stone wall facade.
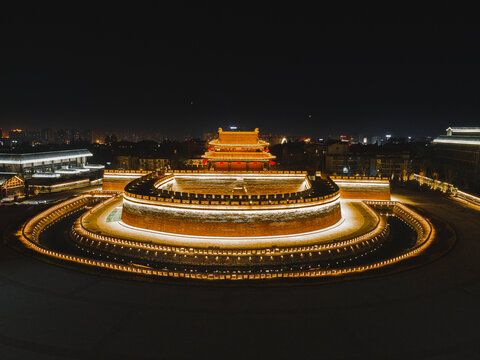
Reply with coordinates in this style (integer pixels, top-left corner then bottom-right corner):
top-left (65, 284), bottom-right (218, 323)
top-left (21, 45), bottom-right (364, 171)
top-left (102, 180), bottom-right (130, 191)
top-left (122, 197), bottom-right (341, 237)
top-left (331, 178), bottom-right (390, 200)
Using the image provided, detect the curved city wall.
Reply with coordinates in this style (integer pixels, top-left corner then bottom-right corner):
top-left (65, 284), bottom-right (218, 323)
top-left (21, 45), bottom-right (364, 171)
top-left (121, 195), bottom-right (342, 237)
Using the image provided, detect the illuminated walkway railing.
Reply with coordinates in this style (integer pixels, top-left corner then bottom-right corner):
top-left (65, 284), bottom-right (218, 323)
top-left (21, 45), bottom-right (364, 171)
top-left (412, 174), bottom-right (456, 193)
top-left (18, 193), bottom-right (435, 281)
top-left (455, 190), bottom-right (480, 207)
top-left (412, 173), bottom-right (480, 207)
top-left (331, 176), bottom-right (389, 181)
top-left (72, 194), bottom-right (386, 262)
top-left (104, 170), bottom-right (151, 175)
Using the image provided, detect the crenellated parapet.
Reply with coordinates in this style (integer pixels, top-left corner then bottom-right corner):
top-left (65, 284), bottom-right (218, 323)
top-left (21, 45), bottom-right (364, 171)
top-left (121, 171), bottom-right (342, 237)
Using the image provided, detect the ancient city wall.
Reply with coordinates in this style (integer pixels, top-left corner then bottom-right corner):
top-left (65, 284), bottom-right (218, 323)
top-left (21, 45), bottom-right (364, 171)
top-left (330, 176), bottom-right (390, 200)
top-left (121, 196), bottom-right (341, 237)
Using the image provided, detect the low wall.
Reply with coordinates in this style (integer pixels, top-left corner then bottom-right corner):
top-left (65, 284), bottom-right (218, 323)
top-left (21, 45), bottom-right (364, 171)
top-left (102, 180), bottom-right (131, 191)
top-left (456, 190), bottom-right (480, 207)
top-left (331, 177), bottom-right (390, 200)
top-left (212, 162), bottom-right (265, 171)
top-left (102, 170), bottom-right (150, 191)
top-left (411, 173), bottom-right (480, 207)
top-left (30, 179), bottom-right (93, 194)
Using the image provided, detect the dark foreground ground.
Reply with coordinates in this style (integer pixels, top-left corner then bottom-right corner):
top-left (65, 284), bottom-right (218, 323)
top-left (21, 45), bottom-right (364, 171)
top-left (1, 188), bottom-right (479, 359)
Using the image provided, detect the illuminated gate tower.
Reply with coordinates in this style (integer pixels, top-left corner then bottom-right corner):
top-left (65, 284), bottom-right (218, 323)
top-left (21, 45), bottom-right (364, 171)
top-left (202, 128), bottom-right (276, 171)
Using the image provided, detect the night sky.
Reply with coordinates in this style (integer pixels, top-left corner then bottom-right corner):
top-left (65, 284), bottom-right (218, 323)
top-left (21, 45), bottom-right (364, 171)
top-left (1, 3), bottom-right (479, 138)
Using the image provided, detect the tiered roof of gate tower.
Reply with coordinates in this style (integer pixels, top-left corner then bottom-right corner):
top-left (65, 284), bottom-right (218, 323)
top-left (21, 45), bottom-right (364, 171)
top-left (202, 128), bottom-right (276, 171)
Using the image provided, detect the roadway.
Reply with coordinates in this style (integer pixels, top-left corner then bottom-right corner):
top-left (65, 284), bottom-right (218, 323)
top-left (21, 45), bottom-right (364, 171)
top-left (0, 187), bottom-right (479, 359)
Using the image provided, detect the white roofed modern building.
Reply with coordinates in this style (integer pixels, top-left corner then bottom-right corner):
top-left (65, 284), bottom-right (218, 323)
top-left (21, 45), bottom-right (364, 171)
top-left (0, 149), bottom-right (93, 177)
top-left (431, 127), bottom-right (480, 193)
top-left (0, 149), bottom-right (105, 196)
top-left (432, 127), bottom-right (480, 146)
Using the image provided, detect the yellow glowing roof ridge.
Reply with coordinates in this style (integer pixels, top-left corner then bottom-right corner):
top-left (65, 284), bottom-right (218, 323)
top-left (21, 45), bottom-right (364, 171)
top-left (218, 127), bottom-right (259, 134)
top-left (208, 139), bottom-right (269, 147)
top-left (213, 127), bottom-right (264, 146)
top-left (202, 151), bottom-right (276, 160)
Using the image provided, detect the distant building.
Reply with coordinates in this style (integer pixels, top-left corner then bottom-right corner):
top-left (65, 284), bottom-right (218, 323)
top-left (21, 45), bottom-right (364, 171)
top-left (376, 153), bottom-right (410, 178)
top-left (0, 174), bottom-right (25, 199)
top-left (139, 157), bottom-right (169, 171)
top-left (0, 149), bottom-right (93, 176)
top-left (83, 129), bottom-right (94, 144)
top-left (54, 128), bottom-right (90, 144)
top-left (24, 130), bottom-right (42, 146)
top-left (185, 158), bottom-right (206, 168)
top-left (433, 126), bottom-right (480, 144)
top-left (268, 134), bottom-right (288, 145)
top-left (202, 131), bottom-right (216, 142)
top-left (113, 155), bottom-right (139, 170)
top-left (9, 129), bottom-right (24, 144)
top-left (55, 129), bottom-right (68, 144)
top-left (325, 143), bottom-right (376, 176)
top-left (41, 128), bottom-right (55, 144)
top-left (371, 136), bottom-right (381, 145)
top-left (0, 149), bottom-right (105, 196)
top-left (325, 142), bottom-right (410, 178)
top-left (431, 127), bottom-right (480, 193)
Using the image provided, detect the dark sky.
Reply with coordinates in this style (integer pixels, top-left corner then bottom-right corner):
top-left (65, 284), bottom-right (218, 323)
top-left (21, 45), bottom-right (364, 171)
top-left (1, 3), bottom-right (479, 138)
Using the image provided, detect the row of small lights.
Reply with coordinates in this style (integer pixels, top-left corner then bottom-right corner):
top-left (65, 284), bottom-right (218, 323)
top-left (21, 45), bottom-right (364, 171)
top-left (455, 191), bottom-right (480, 207)
top-left (109, 170), bottom-right (339, 208)
top-left (124, 191), bottom-right (340, 207)
top-left (106, 169), bottom-right (307, 176)
top-left (72, 225), bottom-right (388, 265)
top-left (364, 201), bottom-right (432, 247)
top-left (126, 172), bottom-right (328, 206)
top-left (413, 173), bottom-right (480, 207)
top-left (412, 174), bottom-right (456, 194)
top-left (76, 197), bottom-right (386, 257)
top-left (104, 170), bottom-right (151, 174)
top-left (72, 235), bottom-right (386, 273)
top-left (331, 176), bottom-right (389, 181)
top-left (124, 171), bottom-right (339, 207)
top-left (26, 192), bottom-right (379, 260)
top-left (150, 178), bottom-right (323, 202)
top-left (125, 174), bottom-right (338, 206)
top-left (26, 197), bottom-right (97, 241)
top-left (151, 173), bottom-right (315, 200)
top-left (25, 192), bottom-right (378, 261)
top-left (19, 193), bottom-right (434, 281)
